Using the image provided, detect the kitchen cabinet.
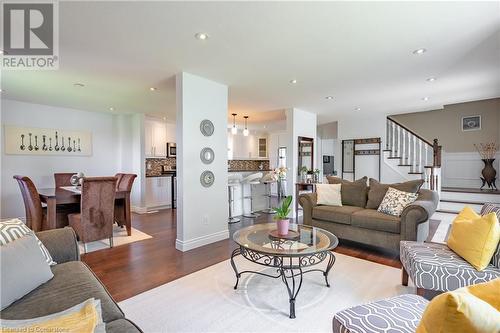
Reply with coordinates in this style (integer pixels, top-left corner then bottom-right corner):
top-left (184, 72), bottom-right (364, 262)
top-left (145, 176), bottom-right (172, 208)
top-left (166, 122), bottom-right (176, 143)
top-left (229, 131), bottom-right (268, 159)
top-left (145, 119), bottom-right (167, 157)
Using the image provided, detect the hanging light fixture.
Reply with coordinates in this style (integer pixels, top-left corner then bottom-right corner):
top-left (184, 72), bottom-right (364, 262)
top-left (243, 116), bottom-right (249, 136)
top-left (231, 113), bottom-right (238, 134)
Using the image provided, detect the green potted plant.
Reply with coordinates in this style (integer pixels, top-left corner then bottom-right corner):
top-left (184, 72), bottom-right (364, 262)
top-left (273, 196), bottom-right (292, 235)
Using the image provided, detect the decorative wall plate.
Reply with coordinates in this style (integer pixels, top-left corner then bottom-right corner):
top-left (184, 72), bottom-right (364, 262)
top-left (200, 119), bottom-right (214, 137)
top-left (200, 147), bottom-right (215, 164)
top-left (200, 170), bottom-right (215, 187)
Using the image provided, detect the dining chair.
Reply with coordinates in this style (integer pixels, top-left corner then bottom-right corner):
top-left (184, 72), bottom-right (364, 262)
top-left (114, 173), bottom-right (137, 228)
top-left (68, 177), bottom-right (117, 253)
top-left (13, 175), bottom-right (75, 231)
top-left (54, 173), bottom-right (76, 187)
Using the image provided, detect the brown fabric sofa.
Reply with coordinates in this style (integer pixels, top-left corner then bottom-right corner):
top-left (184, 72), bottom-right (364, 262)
top-left (0, 228), bottom-right (142, 333)
top-left (299, 178), bottom-right (439, 252)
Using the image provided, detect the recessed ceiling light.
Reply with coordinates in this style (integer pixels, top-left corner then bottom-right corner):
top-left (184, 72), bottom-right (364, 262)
top-left (149, 87), bottom-right (157, 91)
top-left (109, 107), bottom-right (114, 111)
top-left (163, 117), bottom-right (167, 121)
top-left (0, 88), bottom-right (3, 93)
top-left (413, 48), bottom-right (427, 55)
top-left (289, 79), bottom-right (298, 84)
top-left (422, 97), bottom-right (429, 101)
top-left (355, 107), bottom-right (361, 111)
top-left (195, 32), bottom-right (209, 40)
top-left (73, 83), bottom-right (85, 88)
top-left (325, 96), bottom-right (334, 100)
top-left (0, 50), bottom-right (3, 54)
top-left (426, 77), bottom-right (436, 82)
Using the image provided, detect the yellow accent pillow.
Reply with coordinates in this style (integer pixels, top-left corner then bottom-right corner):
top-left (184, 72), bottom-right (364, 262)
top-left (1, 299), bottom-right (100, 333)
top-left (417, 279), bottom-right (500, 333)
top-left (447, 206), bottom-right (500, 271)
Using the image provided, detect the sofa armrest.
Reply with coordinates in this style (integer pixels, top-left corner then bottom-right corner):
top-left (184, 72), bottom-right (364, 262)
top-left (400, 189), bottom-right (439, 241)
top-left (36, 227), bottom-right (80, 264)
top-left (298, 193), bottom-right (317, 226)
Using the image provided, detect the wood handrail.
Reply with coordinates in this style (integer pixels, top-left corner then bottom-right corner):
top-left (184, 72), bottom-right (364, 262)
top-left (387, 116), bottom-right (433, 147)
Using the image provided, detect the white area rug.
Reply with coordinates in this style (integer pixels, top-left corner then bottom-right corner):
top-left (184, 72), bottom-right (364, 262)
top-left (430, 212), bottom-right (457, 244)
top-left (119, 253), bottom-right (414, 333)
top-left (78, 225), bottom-right (151, 253)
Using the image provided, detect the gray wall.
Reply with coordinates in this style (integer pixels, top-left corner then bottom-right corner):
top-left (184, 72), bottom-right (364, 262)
top-left (391, 98), bottom-right (499, 153)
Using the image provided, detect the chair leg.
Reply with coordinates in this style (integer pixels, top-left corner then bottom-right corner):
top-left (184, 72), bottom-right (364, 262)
top-left (83, 243), bottom-right (88, 254)
top-left (401, 267), bottom-right (409, 286)
top-left (109, 237), bottom-right (114, 248)
top-left (416, 288), bottom-right (425, 297)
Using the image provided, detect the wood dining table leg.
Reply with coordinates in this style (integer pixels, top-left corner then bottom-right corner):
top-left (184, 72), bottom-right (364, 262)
top-left (45, 198), bottom-right (57, 230)
top-left (124, 193), bottom-right (132, 236)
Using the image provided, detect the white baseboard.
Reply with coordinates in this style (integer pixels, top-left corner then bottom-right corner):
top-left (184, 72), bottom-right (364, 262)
top-left (132, 205), bottom-right (172, 214)
top-left (175, 229), bottom-right (229, 252)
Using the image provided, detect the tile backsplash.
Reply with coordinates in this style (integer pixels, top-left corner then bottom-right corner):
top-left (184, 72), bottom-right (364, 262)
top-left (146, 158), bottom-right (270, 176)
top-left (146, 158), bottom-right (176, 177)
top-left (228, 159), bottom-right (270, 171)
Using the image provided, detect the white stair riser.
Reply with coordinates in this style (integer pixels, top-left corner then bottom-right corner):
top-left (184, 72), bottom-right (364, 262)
top-left (440, 191), bottom-right (500, 204)
top-left (439, 201), bottom-right (483, 213)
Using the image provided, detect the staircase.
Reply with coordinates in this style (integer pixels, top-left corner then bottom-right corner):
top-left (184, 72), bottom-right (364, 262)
top-left (384, 117), bottom-right (442, 191)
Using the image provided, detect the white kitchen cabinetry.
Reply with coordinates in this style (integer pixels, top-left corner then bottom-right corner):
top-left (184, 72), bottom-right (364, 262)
top-left (145, 119), bottom-right (167, 157)
top-left (166, 122), bottom-right (176, 143)
top-left (145, 176), bottom-right (172, 209)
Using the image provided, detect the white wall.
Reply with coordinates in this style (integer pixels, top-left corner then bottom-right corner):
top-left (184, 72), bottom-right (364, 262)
top-left (285, 108), bottom-right (317, 217)
top-left (176, 72), bottom-right (229, 251)
top-left (1, 99), bottom-right (144, 218)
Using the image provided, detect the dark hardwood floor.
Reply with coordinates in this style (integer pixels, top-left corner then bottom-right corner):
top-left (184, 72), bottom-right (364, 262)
top-left (83, 209), bottom-right (438, 302)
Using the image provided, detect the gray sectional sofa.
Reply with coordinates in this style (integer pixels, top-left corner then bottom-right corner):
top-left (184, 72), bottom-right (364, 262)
top-left (0, 228), bottom-right (142, 333)
top-left (299, 177), bottom-right (439, 252)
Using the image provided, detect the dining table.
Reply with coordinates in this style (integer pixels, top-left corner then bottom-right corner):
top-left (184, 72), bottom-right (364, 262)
top-left (38, 186), bottom-right (132, 236)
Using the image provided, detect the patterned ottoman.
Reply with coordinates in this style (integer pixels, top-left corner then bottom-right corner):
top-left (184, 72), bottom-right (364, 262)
top-left (400, 241), bottom-right (500, 292)
top-left (333, 294), bottom-right (428, 333)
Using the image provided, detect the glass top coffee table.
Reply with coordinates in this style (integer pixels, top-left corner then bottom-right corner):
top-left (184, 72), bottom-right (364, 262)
top-left (231, 223), bottom-right (338, 318)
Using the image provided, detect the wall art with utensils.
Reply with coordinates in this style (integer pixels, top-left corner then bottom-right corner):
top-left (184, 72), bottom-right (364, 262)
top-left (4, 125), bottom-right (92, 156)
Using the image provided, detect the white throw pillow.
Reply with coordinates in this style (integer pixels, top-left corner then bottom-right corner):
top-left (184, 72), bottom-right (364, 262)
top-left (316, 184), bottom-right (342, 206)
top-left (377, 187), bottom-right (418, 216)
top-left (0, 218), bottom-right (55, 265)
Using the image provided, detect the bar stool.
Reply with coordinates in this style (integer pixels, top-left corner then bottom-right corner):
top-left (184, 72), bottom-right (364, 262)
top-left (228, 174), bottom-right (242, 224)
top-left (261, 173), bottom-right (277, 214)
top-left (241, 172), bottom-right (263, 218)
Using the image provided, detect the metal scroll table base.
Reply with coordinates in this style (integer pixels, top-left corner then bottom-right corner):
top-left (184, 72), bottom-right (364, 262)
top-left (230, 246), bottom-right (336, 319)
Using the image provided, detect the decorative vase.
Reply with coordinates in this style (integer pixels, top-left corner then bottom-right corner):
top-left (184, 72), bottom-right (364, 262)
top-left (276, 219), bottom-right (290, 235)
top-left (480, 159), bottom-right (497, 190)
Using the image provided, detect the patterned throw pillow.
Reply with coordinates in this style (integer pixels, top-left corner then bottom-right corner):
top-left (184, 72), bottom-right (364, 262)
top-left (377, 187), bottom-right (418, 217)
top-left (0, 219), bottom-right (55, 265)
top-left (481, 203), bottom-right (500, 268)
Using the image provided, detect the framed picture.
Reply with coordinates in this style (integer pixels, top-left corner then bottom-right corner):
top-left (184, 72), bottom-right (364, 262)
top-left (462, 115), bottom-right (481, 131)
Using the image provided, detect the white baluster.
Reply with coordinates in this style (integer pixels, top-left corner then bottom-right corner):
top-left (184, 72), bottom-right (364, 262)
top-left (391, 123), bottom-right (396, 157)
top-left (412, 136), bottom-right (417, 173)
top-left (401, 129), bottom-right (406, 164)
top-left (424, 145), bottom-right (428, 168)
top-left (397, 126), bottom-right (401, 158)
top-left (386, 119), bottom-right (390, 150)
top-left (418, 139), bottom-right (422, 173)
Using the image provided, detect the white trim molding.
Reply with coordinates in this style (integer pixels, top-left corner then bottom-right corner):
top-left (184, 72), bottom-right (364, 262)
top-left (175, 229), bottom-right (229, 252)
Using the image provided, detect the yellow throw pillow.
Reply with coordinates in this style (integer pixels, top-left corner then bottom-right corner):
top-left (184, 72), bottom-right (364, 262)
top-left (417, 279), bottom-right (500, 333)
top-left (1, 299), bottom-right (101, 333)
top-left (447, 206), bottom-right (500, 271)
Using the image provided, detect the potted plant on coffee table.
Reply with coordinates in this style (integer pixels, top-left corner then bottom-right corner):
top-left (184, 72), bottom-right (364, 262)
top-left (273, 195), bottom-right (292, 235)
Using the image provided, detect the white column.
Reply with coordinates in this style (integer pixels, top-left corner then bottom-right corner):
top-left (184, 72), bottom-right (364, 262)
top-left (176, 72), bottom-right (229, 252)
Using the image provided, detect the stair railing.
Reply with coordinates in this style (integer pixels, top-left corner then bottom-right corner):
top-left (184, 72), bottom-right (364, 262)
top-left (386, 117), bottom-right (442, 191)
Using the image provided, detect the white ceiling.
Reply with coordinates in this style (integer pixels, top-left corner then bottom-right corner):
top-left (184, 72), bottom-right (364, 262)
top-left (2, 1), bottom-right (499, 125)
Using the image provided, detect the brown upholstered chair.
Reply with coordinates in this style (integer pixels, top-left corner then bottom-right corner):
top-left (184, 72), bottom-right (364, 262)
top-left (68, 177), bottom-right (117, 253)
top-left (114, 173), bottom-right (137, 228)
top-left (54, 173), bottom-right (76, 187)
top-left (13, 175), bottom-right (75, 231)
